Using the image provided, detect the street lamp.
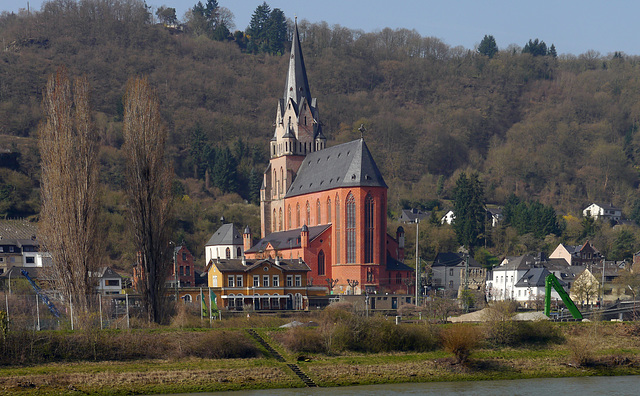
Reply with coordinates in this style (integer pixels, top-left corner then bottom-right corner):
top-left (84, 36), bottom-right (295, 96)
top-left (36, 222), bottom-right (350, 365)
top-left (169, 241), bottom-right (178, 301)
top-left (415, 218), bottom-right (420, 306)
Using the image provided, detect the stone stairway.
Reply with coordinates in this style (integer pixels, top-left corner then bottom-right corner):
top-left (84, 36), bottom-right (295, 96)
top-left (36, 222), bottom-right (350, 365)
top-left (246, 329), bottom-right (318, 387)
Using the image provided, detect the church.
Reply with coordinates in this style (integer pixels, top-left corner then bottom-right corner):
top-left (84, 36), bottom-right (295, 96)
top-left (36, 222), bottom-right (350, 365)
top-left (242, 21), bottom-right (413, 295)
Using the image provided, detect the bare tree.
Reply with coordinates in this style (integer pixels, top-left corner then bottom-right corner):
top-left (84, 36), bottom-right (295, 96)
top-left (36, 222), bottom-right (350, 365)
top-left (39, 67), bottom-right (100, 316)
top-left (122, 76), bottom-right (173, 324)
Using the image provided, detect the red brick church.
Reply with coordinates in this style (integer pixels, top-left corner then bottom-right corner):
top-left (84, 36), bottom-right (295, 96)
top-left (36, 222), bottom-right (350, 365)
top-left (243, 21), bottom-right (413, 295)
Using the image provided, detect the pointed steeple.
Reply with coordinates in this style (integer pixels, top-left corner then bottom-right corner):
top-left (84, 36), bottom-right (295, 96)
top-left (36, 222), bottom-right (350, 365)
top-left (283, 20), bottom-right (311, 110)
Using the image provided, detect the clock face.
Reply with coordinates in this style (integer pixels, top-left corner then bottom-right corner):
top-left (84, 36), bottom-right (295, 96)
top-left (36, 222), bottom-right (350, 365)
top-left (264, 267), bottom-right (269, 271)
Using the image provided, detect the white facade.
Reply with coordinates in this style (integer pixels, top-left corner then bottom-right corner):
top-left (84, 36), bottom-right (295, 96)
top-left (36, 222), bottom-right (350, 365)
top-left (205, 244), bottom-right (244, 265)
top-left (583, 203), bottom-right (622, 221)
top-left (440, 210), bottom-right (455, 225)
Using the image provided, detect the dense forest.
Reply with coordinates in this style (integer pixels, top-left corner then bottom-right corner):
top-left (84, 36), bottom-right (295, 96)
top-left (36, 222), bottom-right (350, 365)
top-left (2, 0), bottom-right (640, 269)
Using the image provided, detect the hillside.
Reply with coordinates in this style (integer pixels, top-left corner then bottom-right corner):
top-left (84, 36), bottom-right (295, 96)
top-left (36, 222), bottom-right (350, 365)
top-left (2, 0), bottom-right (640, 266)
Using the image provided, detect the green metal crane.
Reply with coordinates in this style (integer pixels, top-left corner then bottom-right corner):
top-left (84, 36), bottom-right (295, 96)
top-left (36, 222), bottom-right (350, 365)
top-left (544, 273), bottom-right (582, 320)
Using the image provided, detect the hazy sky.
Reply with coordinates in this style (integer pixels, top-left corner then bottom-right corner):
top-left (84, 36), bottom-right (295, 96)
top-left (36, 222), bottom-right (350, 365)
top-left (3, 0), bottom-right (639, 56)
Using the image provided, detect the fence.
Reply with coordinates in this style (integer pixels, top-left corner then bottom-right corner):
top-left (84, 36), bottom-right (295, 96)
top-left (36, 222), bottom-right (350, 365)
top-left (0, 291), bottom-right (143, 331)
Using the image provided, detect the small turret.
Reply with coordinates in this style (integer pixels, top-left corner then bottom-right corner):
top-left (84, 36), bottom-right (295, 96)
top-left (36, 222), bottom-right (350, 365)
top-left (243, 226), bottom-right (252, 253)
top-left (301, 224), bottom-right (309, 249)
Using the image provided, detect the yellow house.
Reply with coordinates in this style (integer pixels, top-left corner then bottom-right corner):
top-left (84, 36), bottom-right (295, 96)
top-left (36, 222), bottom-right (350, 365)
top-left (206, 257), bottom-right (311, 310)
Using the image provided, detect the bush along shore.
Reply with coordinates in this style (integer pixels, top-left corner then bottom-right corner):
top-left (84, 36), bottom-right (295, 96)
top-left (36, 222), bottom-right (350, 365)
top-left (2, 304), bottom-right (640, 395)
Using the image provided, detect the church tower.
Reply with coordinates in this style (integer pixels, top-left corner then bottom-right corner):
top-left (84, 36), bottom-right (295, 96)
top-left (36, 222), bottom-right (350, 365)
top-left (260, 21), bottom-right (326, 237)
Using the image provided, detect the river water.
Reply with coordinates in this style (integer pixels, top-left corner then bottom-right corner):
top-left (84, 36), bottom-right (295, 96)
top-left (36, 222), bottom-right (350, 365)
top-left (166, 375), bottom-right (640, 395)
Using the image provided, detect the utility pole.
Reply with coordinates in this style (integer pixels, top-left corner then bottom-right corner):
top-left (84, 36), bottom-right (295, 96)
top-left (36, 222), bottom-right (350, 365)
top-left (415, 218), bottom-right (420, 306)
top-left (601, 258), bottom-right (605, 308)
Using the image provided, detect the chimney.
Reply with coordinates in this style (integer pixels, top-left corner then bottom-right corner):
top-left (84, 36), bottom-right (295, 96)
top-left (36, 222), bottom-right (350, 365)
top-left (242, 256), bottom-right (246, 265)
top-left (275, 256), bottom-right (280, 265)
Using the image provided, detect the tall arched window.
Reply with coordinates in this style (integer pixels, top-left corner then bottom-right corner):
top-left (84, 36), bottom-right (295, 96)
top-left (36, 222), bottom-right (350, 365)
top-left (335, 195), bottom-right (340, 264)
top-left (346, 193), bottom-right (356, 263)
top-left (364, 194), bottom-right (374, 263)
top-left (327, 198), bottom-right (331, 222)
top-left (273, 209), bottom-right (277, 233)
top-left (287, 205), bottom-right (292, 229)
top-left (316, 199), bottom-right (321, 225)
top-left (296, 203), bottom-right (300, 228)
top-left (280, 167), bottom-right (284, 195)
top-left (225, 247), bottom-right (231, 259)
top-left (306, 201), bottom-right (311, 226)
top-left (273, 169), bottom-right (277, 196)
top-left (237, 247), bottom-right (242, 257)
top-left (279, 208), bottom-right (283, 231)
top-left (318, 250), bottom-right (325, 276)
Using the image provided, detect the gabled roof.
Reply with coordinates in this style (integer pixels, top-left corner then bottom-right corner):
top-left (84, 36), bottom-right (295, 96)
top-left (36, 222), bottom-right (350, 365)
top-left (285, 139), bottom-right (386, 198)
top-left (400, 209), bottom-right (428, 223)
top-left (515, 268), bottom-right (564, 288)
top-left (0, 220), bottom-right (38, 242)
top-left (432, 252), bottom-right (480, 268)
top-left (386, 256), bottom-right (415, 272)
top-left (92, 267), bottom-right (122, 279)
top-left (210, 257), bottom-right (310, 273)
top-left (495, 254), bottom-right (537, 271)
top-left (245, 224), bottom-right (331, 253)
top-left (589, 202), bottom-right (621, 211)
top-left (206, 224), bottom-right (243, 246)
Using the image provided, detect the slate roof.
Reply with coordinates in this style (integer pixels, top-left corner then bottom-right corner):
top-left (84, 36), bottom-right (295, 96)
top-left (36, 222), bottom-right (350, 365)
top-left (211, 257), bottom-right (310, 273)
top-left (245, 225), bottom-right (330, 253)
top-left (386, 256), bottom-right (415, 272)
top-left (432, 252), bottom-right (481, 268)
top-left (494, 254), bottom-right (537, 271)
top-left (283, 21), bottom-right (312, 112)
top-left (515, 268), bottom-right (564, 288)
top-left (0, 220), bottom-right (38, 241)
top-left (399, 209), bottom-right (429, 223)
top-left (592, 202), bottom-right (621, 211)
top-left (285, 139), bottom-right (387, 198)
top-left (92, 267), bottom-right (122, 279)
top-left (206, 224), bottom-right (243, 246)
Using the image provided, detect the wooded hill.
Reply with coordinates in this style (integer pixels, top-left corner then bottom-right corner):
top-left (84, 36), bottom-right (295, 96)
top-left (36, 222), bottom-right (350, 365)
top-left (2, 0), bottom-right (640, 267)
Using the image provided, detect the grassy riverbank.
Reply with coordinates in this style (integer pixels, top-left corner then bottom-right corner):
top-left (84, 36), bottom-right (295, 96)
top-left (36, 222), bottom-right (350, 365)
top-left (2, 320), bottom-right (640, 395)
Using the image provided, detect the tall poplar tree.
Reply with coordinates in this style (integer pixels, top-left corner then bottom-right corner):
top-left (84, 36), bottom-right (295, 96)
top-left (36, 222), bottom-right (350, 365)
top-left (39, 67), bottom-right (100, 318)
top-left (122, 76), bottom-right (173, 324)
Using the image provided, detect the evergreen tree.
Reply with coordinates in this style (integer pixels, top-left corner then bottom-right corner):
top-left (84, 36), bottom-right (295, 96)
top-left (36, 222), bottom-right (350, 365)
top-left (452, 172), bottom-right (485, 252)
top-left (266, 8), bottom-right (287, 55)
top-left (549, 44), bottom-right (557, 58)
top-left (478, 35), bottom-right (498, 58)
top-left (522, 39), bottom-right (548, 56)
top-left (246, 2), bottom-right (271, 53)
top-left (188, 125), bottom-right (212, 179)
top-left (248, 168), bottom-right (261, 205)
top-left (213, 146), bottom-right (238, 193)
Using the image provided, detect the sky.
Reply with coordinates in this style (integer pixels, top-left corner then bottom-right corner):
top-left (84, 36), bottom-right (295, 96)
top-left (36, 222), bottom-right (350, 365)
top-left (3, 0), bottom-right (640, 56)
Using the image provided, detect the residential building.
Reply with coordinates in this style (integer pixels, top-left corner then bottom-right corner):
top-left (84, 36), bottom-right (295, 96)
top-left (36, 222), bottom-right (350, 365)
top-left (206, 256), bottom-right (311, 310)
top-left (486, 207), bottom-right (503, 227)
top-left (549, 241), bottom-right (602, 268)
top-left (169, 244), bottom-right (195, 288)
top-left (248, 20), bottom-right (410, 295)
top-left (431, 252), bottom-right (482, 297)
top-left (440, 210), bottom-right (455, 225)
top-left (0, 220), bottom-right (51, 273)
top-left (583, 203), bottom-right (622, 221)
top-left (399, 208), bottom-right (429, 224)
top-left (91, 267), bottom-right (123, 295)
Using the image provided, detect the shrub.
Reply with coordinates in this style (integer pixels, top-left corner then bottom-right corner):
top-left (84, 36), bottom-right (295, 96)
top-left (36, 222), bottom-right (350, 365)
top-left (441, 324), bottom-right (482, 363)
top-left (484, 319), bottom-right (564, 347)
top-left (567, 337), bottom-right (596, 367)
top-left (277, 326), bottom-right (326, 353)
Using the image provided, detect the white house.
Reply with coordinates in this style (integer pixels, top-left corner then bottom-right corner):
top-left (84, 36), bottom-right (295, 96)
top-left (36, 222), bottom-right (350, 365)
top-left (512, 267), bottom-right (567, 305)
top-left (91, 267), bottom-right (123, 295)
top-left (440, 210), bottom-right (455, 225)
top-left (583, 203), bottom-right (622, 221)
top-left (205, 223), bottom-right (245, 265)
top-left (488, 255), bottom-right (537, 301)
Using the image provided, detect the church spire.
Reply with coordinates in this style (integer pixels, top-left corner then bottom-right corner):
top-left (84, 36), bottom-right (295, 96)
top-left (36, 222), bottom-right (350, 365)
top-left (283, 20), bottom-right (311, 109)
